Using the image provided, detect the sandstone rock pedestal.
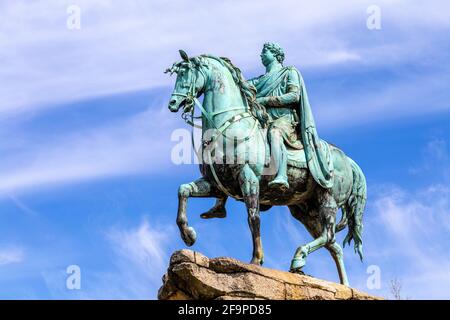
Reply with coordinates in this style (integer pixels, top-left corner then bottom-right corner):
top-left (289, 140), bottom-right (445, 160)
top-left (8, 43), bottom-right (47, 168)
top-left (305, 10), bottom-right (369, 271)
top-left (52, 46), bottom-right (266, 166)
top-left (158, 249), bottom-right (381, 300)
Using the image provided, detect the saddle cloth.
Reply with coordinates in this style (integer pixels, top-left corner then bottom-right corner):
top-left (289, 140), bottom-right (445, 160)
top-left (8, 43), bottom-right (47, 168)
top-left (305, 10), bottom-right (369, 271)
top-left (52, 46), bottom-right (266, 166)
top-left (286, 147), bottom-right (308, 169)
top-left (264, 139), bottom-right (307, 169)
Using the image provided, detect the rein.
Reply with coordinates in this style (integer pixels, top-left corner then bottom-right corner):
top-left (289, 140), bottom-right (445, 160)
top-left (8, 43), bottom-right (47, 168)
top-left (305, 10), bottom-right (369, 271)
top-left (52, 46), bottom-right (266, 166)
top-left (174, 63), bottom-right (259, 199)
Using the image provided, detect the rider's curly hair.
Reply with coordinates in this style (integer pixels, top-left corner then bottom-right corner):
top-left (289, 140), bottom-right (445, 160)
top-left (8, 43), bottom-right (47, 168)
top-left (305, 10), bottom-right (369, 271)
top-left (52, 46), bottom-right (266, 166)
top-left (263, 42), bottom-right (285, 64)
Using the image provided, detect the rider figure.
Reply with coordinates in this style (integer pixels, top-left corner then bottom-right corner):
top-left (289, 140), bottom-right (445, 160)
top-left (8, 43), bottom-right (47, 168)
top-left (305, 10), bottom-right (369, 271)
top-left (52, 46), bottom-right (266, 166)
top-left (249, 42), bottom-right (303, 190)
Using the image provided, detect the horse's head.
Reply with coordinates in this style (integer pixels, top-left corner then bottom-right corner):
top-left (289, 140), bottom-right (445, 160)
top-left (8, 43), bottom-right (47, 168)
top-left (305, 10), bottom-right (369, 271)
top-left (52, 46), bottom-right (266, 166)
top-left (165, 50), bottom-right (206, 113)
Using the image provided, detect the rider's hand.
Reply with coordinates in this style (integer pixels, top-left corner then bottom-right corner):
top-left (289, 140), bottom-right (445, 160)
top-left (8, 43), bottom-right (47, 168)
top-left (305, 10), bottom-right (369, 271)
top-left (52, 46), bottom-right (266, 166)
top-left (256, 97), bottom-right (268, 105)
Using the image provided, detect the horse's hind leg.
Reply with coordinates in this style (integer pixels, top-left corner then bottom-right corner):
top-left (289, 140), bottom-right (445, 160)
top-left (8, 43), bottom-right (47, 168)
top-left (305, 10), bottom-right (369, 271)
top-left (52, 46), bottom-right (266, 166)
top-left (288, 202), bottom-right (347, 285)
top-left (239, 164), bottom-right (263, 265)
top-left (290, 190), bottom-right (338, 273)
top-left (177, 177), bottom-right (222, 246)
top-left (326, 242), bottom-right (349, 286)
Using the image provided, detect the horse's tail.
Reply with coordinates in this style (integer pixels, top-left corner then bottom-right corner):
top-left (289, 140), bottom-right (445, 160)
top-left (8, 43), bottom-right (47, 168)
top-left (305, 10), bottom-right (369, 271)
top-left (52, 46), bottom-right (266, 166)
top-left (337, 157), bottom-right (367, 261)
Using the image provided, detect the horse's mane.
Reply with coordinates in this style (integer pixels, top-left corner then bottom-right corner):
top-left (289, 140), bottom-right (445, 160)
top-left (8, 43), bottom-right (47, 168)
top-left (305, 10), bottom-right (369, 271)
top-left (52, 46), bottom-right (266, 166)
top-left (200, 55), bottom-right (269, 128)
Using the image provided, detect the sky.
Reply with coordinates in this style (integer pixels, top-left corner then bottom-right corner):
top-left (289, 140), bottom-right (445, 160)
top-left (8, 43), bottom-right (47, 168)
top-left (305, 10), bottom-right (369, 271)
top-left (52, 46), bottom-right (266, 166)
top-left (0, 0), bottom-right (450, 299)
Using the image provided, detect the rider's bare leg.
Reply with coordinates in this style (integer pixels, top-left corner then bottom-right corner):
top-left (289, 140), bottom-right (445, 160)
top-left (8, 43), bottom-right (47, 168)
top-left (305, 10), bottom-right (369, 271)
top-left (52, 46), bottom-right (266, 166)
top-left (268, 128), bottom-right (289, 190)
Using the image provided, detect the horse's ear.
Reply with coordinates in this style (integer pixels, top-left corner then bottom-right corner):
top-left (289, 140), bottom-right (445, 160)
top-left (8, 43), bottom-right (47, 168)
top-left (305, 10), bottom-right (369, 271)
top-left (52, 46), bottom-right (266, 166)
top-left (179, 50), bottom-right (189, 62)
top-left (191, 56), bottom-right (201, 66)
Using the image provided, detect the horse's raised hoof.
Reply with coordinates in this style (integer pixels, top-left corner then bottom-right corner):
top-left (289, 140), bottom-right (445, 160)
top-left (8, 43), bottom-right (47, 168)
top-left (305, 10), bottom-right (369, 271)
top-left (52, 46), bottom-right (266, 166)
top-left (181, 227), bottom-right (197, 247)
top-left (200, 206), bottom-right (227, 219)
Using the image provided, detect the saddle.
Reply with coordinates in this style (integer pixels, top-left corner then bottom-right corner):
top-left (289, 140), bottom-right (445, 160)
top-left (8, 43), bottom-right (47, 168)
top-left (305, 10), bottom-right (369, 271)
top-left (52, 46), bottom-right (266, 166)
top-left (264, 139), bottom-right (308, 169)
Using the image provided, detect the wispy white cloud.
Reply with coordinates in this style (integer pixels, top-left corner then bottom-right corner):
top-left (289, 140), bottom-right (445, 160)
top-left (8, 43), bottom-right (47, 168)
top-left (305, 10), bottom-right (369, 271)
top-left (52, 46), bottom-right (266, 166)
top-left (78, 217), bottom-right (176, 299)
top-left (6, 194), bottom-right (39, 216)
top-left (107, 218), bottom-right (170, 276)
top-left (368, 185), bottom-right (450, 299)
top-left (0, 106), bottom-right (179, 195)
top-left (0, 246), bottom-right (24, 266)
top-left (409, 138), bottom-right (450, 179)
top-left (351, 138), bottom-right (450, 299)
top-left (1, 0), bottom-right (450, 117)
top-left (314, 68), bottom-right (450, 129)
top-left (41, 217), bottom-right (175, 299)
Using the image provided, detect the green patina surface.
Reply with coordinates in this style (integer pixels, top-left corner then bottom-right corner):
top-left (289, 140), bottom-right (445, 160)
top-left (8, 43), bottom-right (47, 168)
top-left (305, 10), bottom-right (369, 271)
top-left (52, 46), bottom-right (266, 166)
top-left (165, 43), bottom-right (367, 286)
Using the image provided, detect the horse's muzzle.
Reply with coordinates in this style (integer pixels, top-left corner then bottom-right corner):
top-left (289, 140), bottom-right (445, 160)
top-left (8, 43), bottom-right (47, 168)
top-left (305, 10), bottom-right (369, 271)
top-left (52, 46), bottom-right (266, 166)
top-left (168, 99), bottom-right (178, 112)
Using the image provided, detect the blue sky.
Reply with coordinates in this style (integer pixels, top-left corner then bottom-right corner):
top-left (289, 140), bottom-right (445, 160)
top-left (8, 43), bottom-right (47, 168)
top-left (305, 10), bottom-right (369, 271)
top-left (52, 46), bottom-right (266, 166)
top-left (1, 0), bottom-right (450, 299)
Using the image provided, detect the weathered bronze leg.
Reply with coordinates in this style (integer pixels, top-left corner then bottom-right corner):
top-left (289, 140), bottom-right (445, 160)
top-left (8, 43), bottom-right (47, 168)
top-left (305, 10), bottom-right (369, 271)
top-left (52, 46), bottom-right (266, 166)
top-left (239, 164), bottom-right (263, 265)
top-left (326, 242), bottom-right (349, 286)
top-left (290, 190), bottom-right (338, 273)
top-left (177, 177), bottom-right (218, 246)
top-left (200, 196), bottom-right (228, 219)
top-left (290, 229), bottom-right (328, 271)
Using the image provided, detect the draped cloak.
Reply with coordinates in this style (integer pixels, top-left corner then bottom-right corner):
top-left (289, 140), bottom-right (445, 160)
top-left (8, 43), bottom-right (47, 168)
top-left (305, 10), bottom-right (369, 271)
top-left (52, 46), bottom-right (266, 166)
top-left (252, 66), bottom-right (334, 189)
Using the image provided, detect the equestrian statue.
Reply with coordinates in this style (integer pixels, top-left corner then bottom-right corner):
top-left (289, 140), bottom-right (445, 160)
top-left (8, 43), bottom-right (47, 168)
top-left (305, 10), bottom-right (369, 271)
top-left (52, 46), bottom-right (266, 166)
top-left (165, 43), bottom-right (366, 286)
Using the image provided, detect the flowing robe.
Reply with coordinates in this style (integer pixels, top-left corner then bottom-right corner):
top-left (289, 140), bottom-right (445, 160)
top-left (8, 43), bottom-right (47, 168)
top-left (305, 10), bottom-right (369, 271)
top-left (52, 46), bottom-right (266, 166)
top-left (249, 66), bottom-right (334, 188)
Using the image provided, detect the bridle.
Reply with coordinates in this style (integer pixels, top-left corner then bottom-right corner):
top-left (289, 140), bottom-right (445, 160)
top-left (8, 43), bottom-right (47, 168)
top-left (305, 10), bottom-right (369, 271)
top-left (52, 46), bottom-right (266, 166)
top-left (171, 64), bottom-right (211, 129)
top-left (172, 62), bottom-right (258, 138)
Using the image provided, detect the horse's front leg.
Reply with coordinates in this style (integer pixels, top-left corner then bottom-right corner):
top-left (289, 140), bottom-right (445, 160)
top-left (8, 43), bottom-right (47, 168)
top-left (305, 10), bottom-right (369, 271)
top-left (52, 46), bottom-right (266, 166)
top-left (200, 196), bottom-right (228, 219)
top-left (239, 164), bottom-right (263, 265)
top-left (177, 177), bottom-right (220, 246)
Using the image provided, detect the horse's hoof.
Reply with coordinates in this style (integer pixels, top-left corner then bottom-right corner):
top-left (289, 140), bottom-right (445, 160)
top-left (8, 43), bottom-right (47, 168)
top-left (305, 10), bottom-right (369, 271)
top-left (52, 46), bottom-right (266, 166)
top-left (182, 227), bottom-right (197, 246)
top-left (290, 268), bottom-right (305, 275)
top-left (250, 257), bottom-right (264, 265)
top-left (200, 207), bottom-right (227, 219)
top-left (290, 257), bottom-right (305, 271)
